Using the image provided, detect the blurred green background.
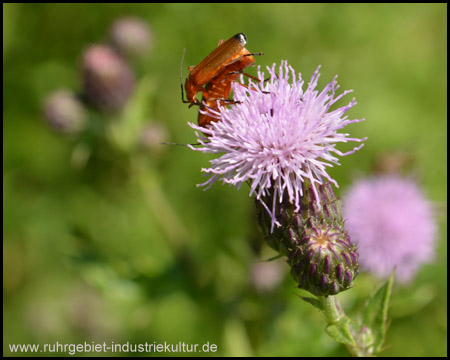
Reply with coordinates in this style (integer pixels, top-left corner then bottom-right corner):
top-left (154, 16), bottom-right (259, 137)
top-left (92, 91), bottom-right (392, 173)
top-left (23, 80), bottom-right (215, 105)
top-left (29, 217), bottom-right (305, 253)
top-left (3, 3), bottom-right (447, 357)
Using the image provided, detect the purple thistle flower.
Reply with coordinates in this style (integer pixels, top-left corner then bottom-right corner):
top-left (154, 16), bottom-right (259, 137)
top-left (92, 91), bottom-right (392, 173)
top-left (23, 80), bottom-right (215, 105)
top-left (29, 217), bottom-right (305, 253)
top-left (108, 17), bottom-right (154, 59)
top-left (82, 45), bottom-right (134, 113)
top-left (189, 61), bottom-right (366, 230)
top-left (43, 89), bottom-right (87, 135)
top-left (342, 175), bottom-right (437, 283)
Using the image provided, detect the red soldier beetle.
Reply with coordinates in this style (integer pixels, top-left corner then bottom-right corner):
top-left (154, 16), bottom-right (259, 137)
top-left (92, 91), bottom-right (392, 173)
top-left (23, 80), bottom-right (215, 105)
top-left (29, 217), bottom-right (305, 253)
top-left (197, 49), bottom-right (262, 127)
top-left (181, 33), bottom-right (262, 108)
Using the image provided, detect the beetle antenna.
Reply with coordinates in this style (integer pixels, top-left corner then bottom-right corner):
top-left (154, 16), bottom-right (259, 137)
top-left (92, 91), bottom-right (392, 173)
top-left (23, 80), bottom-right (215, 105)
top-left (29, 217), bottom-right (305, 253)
top-left (180, 48), bottom-right (187, 103)
top-left (242, 52), bottom-right (264, 58)
top-left (160, 142), bottom-right (201, 147)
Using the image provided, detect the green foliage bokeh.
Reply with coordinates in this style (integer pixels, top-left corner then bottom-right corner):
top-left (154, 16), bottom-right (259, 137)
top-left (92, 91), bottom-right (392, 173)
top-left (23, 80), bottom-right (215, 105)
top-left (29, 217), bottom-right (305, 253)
top-left (3, 3), bottom-right (447, 357)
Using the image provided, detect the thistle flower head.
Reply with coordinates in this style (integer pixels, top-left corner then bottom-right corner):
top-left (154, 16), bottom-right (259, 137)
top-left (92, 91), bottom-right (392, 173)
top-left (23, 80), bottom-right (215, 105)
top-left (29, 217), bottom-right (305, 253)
top-left (108, 17), bottom-right (154, 59)
top-left (43, 89), bottom-right (87, 135)
top-left (82, 44), bottom-right (134, 113)
top-left (257, 181), bottom-right (359, 296)
top-left (343, 175), bottom-right (437, 283)
top-left (139, 121), bottom-right (169, 154)
top-left (190, 61), bottom-right (366, 230)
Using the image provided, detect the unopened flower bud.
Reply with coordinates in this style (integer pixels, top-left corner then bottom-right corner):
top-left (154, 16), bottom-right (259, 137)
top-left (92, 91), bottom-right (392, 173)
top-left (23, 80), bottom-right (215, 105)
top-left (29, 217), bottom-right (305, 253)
top-left (108, 17), bottom-right (154, 59)
top-left (139, 122), bottom-right (169, 154)
top-left (372, 150), bottom-right (414, 176)
top-left (82, 45), bottom-right (134, 113)
top-left (43, 89), bottom-right (87, 135)
top-left (250, 261), bottom-right (284, 294)
top-left (257, 181), bottom-right (359, 297)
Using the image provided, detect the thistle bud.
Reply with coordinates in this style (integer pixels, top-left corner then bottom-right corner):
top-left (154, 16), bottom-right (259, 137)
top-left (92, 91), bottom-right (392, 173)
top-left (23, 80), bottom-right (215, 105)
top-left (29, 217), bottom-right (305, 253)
top-left (82, 45), bottom-right (134, 113)
top-left (108, 17), bottom-right (154, 60)
top-left (139, 121), bottom-right (169, 154)
top-left (257, 181), bottom-right (359, 297)
top-left (43, 89), bottom-right (87, 135)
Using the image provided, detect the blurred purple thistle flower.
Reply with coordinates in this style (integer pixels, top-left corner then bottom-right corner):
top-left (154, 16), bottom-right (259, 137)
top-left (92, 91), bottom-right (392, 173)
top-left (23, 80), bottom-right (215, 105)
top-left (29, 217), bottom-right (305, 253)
top-left (189, 61), bottom-right (366, 230)
top-left (43, 89), bottom-right (87, 135)
top-left (343, 175), bottom-right (437, 283)
top-left (108, 17), bottom-right (154, 59)
top-left (82, 45), bottom-right (134, 113)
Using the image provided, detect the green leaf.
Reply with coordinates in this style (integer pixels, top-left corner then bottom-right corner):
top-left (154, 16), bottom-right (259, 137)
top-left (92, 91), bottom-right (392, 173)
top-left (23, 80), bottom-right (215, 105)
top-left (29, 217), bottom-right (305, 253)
top-left (223, 317), bottom-right (254, 357)
top-left (298, 295), bottom-right (324, 311)
top-left (106, 74), bottom-right (157, 153)
top-left (362, 270), bottom-right (395, 353)
top-left (299, 295), bottom-right (356, 347)
top-left (325, 317), bottom-right (357, 346)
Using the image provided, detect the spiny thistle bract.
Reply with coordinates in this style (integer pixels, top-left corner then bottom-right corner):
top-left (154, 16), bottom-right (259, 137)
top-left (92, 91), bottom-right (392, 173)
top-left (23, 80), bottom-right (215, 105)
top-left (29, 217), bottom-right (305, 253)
top-left (257, 181), bottom-right (359, 296)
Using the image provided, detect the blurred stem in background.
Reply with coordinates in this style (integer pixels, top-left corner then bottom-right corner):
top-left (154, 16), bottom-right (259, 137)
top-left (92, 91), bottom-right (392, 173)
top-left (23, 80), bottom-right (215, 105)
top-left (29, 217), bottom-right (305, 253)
top-left (131, 156), bottom-right (189, 253)
top-left (42, 15), bottom-right (197, 276)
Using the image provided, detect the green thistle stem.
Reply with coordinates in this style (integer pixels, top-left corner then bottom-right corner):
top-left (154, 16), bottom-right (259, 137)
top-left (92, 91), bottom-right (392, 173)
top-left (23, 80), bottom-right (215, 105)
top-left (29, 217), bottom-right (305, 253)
top-left (319, 295), bottom-right (342, 324)
top-left (256, 179), bottom-right (367, 355)
top-left (318, 295), bottom-right (370, 357)
top-left (131, 155), bottom-right (189, 252)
